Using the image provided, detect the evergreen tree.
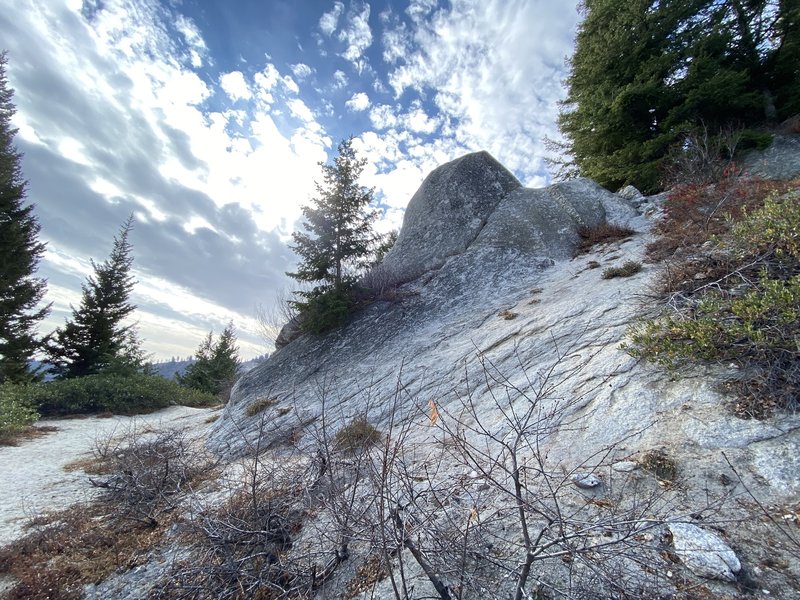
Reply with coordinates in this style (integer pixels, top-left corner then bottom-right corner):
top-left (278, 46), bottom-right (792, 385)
top-left (178, 322), bottom-right (240, 398)
top-left (46, 216), bottom-right (141, 378)
top-left (288, 138), bottom-right (378, 332)
top-left (558, 0), bottom-right (796, 193)
top-left (0, 52), bottom-right (49, 384)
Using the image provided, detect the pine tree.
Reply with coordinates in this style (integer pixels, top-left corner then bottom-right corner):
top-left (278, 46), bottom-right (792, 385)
top-left (0, 52), bottom-right (49, 384)
top-left (288, 137), bottom-right (378, 332)
top-left (558, 0), bottom-right (794, 193)
top-left (178, 322), bottom-right (240, 399)
top-left (46, 216), bottom-right (141, 378)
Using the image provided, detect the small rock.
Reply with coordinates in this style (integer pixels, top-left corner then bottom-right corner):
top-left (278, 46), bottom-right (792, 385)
top-left (612, 461), bottom-right (638, 472)
top-left (571, 473), bottom-right (602, 489)
top-left (618, 185), bottom-right (643, 202)
top-left (668, 522), bottom-right (741, 582)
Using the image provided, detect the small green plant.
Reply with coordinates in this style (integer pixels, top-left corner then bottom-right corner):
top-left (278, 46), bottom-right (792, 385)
top-left (245, 396), bottom-right (278, 417)
top-left (334, 417), bottom-right (381, 453)
top-left (576, 222), bottom-right (636, 254)
top-left (601, 261), bottom-right (642, 279)
top-left (0, 383), bottom-right (39, 443)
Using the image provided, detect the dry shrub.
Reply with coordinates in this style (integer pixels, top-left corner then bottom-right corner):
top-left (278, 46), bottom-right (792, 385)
top-left (0, 424), bottom-right (58, 447)
top-left (0, 502), bottom-right (171, 600)
top-left (156, 457), bottom-right (312, 599)
top-left (498, 309), bottom-right (518, 320)
top-left (646, 176), bottom-right (799, 264)
top-left (334, 417), bottom-right (381, 453)
top-left (245, 396), bottom-right (278, 417)
top-left (638, 449), bottom-right (678, 485)
top-left (91, 427), bottom-right (216, 527)
top-left (576, 222), bottom-right (636, 254)
top-left (602, 261), bottom-right (642, 279)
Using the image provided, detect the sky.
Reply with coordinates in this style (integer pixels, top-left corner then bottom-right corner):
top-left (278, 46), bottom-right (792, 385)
top-left (1, 0), bottom-right (581, 361)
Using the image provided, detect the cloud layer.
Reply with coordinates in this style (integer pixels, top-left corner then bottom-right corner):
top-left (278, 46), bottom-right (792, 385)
top-left (0, 0), bottom-right (580, 359)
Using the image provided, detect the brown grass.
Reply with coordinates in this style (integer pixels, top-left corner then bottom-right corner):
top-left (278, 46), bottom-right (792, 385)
top-left (0, 425), bottom-right (59, 447)
top-left (334, 417), bottom-right (382, 453)
top-left (576, 223), bottom-right (636, 254)
top-left (245, 396), bottom-right (278, 418)
top-left (638, 449), bottom-right (678, 485)
top-left (498, 309), bottom-right (518, 320)
top-left (601, 261), bottom-right (642, 279)
top-left (646, 177), bottom-right (799, 264)
top-left (62, 455), bottom-right (114, 476)
top-left (0, 502), bottom-right (171, 599)
top-left (345, 555), bottom-right (388, 598)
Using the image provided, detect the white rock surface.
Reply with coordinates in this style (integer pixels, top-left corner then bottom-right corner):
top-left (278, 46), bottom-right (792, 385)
top-left (668, 522), bottom-right (741, 582)
top-left (0, 406), bottom-right (216, 546)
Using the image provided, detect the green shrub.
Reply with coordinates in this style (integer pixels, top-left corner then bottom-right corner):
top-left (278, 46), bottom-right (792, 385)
top-left (626, 190), bottom-right (800, 415)
top-left (295, 285), bottom-right (356, 334)
top-left (738, 129), bottom-right (773, 152)
top-left (0, 384), bottom-right (39, 439)
top-left (601, 261), bottom-right (642, 279)
top-left (21, 373), bottom-right (217, 417)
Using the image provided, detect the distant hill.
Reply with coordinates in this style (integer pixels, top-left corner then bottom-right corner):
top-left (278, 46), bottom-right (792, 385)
top-left (150, 355), bottom-right (268, 381)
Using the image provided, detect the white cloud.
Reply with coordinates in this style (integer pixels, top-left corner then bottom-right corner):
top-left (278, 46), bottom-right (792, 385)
top-left (319, 1), bottom-right (344, 36)
top-left (287, 98), bottom-right (315, 123)
top-left (332, 69), bottom-right (348, 89)
top-left (384, 0), bottom-right (579, 184)
top-left (220, 71), bottom-right (252, 102)
top-left (291, 62), bottom-right (313, 79)
top-left (406, 0), bottom-right (439, 23)
top-left (282, 75), bottom-right (300, 94)
top-left (382, 20), bottom-right (410, 64)
top-left (175, 14), bottom-right (207, 68)
top-left (345, 92), bottom-right (370, 112)
top-left (338, 1), bottom-right (372, 69)
top-left (369, 104), bottom-right (398, 129)
top-left (2, 0), bottom-right (335, 359)
top-left (402, 102), bottom-right (439, 134)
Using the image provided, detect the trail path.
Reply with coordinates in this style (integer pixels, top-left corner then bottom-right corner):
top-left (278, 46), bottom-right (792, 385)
top-left (0, 406), bottom-right (216, 547)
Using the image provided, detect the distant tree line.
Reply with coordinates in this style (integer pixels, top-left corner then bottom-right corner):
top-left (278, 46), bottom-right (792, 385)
top-left (557, 0), bottom-right (799, 193)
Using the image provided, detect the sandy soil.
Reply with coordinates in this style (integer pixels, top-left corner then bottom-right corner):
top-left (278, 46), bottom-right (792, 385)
top-left (0, 406), bottom-right (217, 547)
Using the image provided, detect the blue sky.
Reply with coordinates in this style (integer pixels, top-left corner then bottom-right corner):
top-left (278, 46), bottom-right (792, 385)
top-left (1, 0), bottom-right (581, 360)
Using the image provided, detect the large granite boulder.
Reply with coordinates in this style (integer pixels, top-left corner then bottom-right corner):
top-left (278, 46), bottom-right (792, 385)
top-left (742, 134), bottom-right (800, 180)
top-left (379, 150), bottom-right (521, 282)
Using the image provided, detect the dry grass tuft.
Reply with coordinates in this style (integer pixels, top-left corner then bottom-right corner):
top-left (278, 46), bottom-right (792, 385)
top-left (638, 449), bottom-right (678, 485)
top-left (345, 554), bottom-right (389, 598)
top-left (245, 396), bottom-right (278, 418)
top-left (334, 417), bottom-right (382, 453)
top-left (602, 261), bottom-right (642, 279)
top-left (0, 425), bottom-right (58, 447)
top-left (498, 309), bottom-right (518, 320)
top-left (576, 223), bottom-right (636, 254)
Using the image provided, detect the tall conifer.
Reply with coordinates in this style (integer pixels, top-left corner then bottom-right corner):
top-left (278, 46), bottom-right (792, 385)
top-left (46, 216), bottom-right (141, 378)
top-left (0, 52), bottom-right (49, 383)
top-left (287, 138), bottom-right (378, 332)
